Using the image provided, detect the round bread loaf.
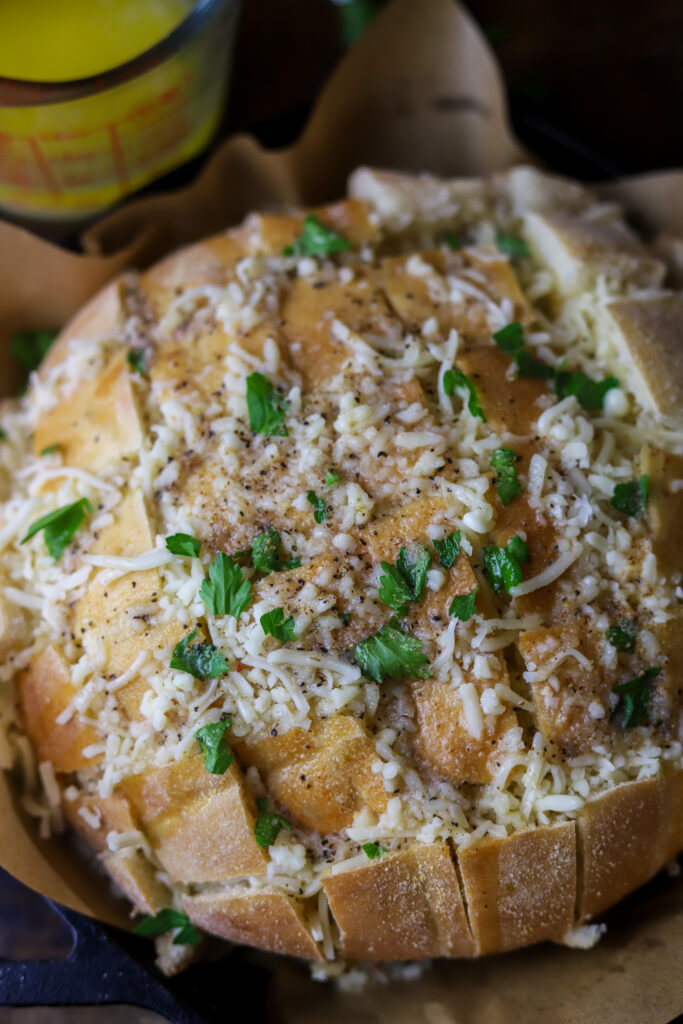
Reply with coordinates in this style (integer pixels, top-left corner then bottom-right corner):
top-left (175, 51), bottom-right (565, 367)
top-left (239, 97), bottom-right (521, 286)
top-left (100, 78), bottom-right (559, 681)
top-left (2, 166), bottom-right (683, 975)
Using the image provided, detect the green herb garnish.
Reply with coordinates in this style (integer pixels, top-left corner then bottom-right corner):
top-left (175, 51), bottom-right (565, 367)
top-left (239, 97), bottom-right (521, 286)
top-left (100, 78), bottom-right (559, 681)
top-left (199, 553), bottom-right (252, 618)
top-left (493, 322), bottom-right (553, 380)
top-left (39, 443), bottom-right (60, 456)
top-left (261, 608), bottom-right (296, 643)
top-left (483, 535), bottom-right (529, 594)
top-left (354, 623), bottom-right (431, 684)
top-left (492, 322), bottom-right (524, 354)
top-left (605, 619), bottom-right (637, 654)
top-left (10, 329), bottom-right (57, 374)
top-left (442, 368), bottom-right (486, 422)
top-left (611, 475), bottom-right (648, 518)
top-left (165, 533), bottom-right (201, 558)
top-left (134, 909), bottom-right (199, 946)
top-left (195, 717), bottom-right (234, 774)
top-left (325, 470), bottom-right (341, 488)
top-left (554, 370), bottom-right (619, 410)
top-left (21, 497), bottom-right (92, 561)
top-left (493, 321), bottom-right (617, 404)
top-left (397, 546), bottom-right (430, 602)
top-left (514, 348), bottom-right (556, 380)
top-left (491, 447), bottom-right (522, 506)
top-left (246, 372), bottom-right (289, 437)
top-left (254, 798), bottom-right (292, 848)
top-left (250, 528), bottom-right (299, 573)
top-left (306, 490), bottom-right (329, 524)
top-left (433, 531), bottom-right (461, 569)
top-left (443, 232), bottom-right (462, 251)
top-left (0, 428), bottom-right (7, 441)
top-left (379, 546), bottom-right (430, 615)
top-left (611, 666), bottom-right (661, 728)
top-left (495, 231), bottom-right (530, 258)
top-left (126, 347), bottom-right (147, 374)
top-left (283, 214), bottom-right (351, 258)
top-left (170, 627), bottom-right (230, 680)
top-left (362, 842), bottom-right (386, 860)
top-left (449, 588), bottom-right (478, 622)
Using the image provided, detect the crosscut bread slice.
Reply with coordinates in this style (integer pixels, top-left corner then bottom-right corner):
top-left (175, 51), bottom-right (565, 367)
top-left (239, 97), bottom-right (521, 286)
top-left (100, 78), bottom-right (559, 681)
top-left (322, 843), bottom-right (474, 959)
top-left (577, 774), bottom-right (683, 919)
top-left (457, 823), bottom-right (576, 953)
top-left (182, 889), bottom-right (322, 960)
top-left (2, 166), bottom-right (682, 976)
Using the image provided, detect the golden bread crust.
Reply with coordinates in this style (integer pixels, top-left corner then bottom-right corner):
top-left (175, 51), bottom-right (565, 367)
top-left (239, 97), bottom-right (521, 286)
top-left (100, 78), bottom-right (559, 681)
top-left (120, 758), bottom-right (267, 884)
top-left (182, 889), bottom-right (322, 960)
top-left (457, 822), bottom-right (576, 953)
top-left (577, 775), bottom-right (683, 919)
top-left (322, 843), bottom-right (475, 959)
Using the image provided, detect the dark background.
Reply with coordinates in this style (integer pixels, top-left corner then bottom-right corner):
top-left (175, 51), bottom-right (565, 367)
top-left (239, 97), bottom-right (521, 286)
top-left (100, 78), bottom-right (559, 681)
top-left (225, 0), bottom-right (683, 173)
top-left (2, 0), bottom-right (682, 1018)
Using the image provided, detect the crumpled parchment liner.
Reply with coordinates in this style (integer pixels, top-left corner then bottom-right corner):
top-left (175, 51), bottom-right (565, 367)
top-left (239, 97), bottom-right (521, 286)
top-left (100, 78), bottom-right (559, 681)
top-left (1, 0), bottom-right (682, 1019)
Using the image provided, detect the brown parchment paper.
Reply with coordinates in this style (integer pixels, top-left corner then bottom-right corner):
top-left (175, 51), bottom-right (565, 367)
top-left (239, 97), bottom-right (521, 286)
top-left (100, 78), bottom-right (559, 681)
top-left (1, 0), bottom-right (682, 1019)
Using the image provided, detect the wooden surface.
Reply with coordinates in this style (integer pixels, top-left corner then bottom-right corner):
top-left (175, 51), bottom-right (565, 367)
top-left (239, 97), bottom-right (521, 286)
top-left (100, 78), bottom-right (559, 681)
top-left (2, 0), bottom-right (682, 1020)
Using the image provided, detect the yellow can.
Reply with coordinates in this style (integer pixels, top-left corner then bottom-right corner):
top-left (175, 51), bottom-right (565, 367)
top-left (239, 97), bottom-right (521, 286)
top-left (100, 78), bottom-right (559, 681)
top-left (0, 0), bottom-right (240, 224)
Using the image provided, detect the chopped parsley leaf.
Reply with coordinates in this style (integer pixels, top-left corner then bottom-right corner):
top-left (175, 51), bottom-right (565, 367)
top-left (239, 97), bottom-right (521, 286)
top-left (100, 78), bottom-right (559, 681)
top-left (199, 553), bottom-right (252, 618)
top-left (491, 447), bottom-right (522, 506)
top-left (134, 909), bottom-right (199, 946)
top-left (554, 370), bottom-right (619, 410)
top-left (483, 535), bottom-right (529, 594)
top-left (282, 214), bottom-right (351, 258)
top-left (306, 490), bottom-right (329, 524)
top-left (433, 530), bottom-right (461, 569)
top-left (126, 347), bottom-right (147, 374)
top-left (21, 497), bottom-right (92, 561)
top-left (165, 533), bottom-right (201, 558)
top-left (514, 348), bottom-right (555, 380)
top-left (442, 368), bottom-right (486, 422)
top-left (170, 627), bottom-right (230, 680)
top-left (397, 546), bottom-right (430, 602)
top-left (325, 470), bottom-right (341, 488)
top-left (39, 443), bottom-right (60, 456)
top-left (254, 798), bottom-right (292, 848)
top-left (362, 842), bottom-right (386, 859)
top-left (493, 327), bottom-right (618, 407)
top-left (0, 428), bottom-right (6, 441)
top-left (246, 372), bottom-right (289, 437)
top-left (443, 231), bottom-right (462, 250)
top-left (492, 323), bottom-right (619, 406)
top-left (495, 231), bottom-right (530, 258)
top-left (493, 321), bottom-right (554, 380)
top-left (338, 610), bottom-right (351, 626)
top-left (605, 619), bottom-right (637, 654)
top-left (354, 623), bottom-right (431, 684)
top-left (507, 535), bottom-right (529, 562)
top-left (379, 545), bottom-right (431, 615)
top-left (611, 666), bottom-right (661, 728)
top-left (194, 717), bottom-right (234, 774)
top-left (378, 561), bottom-right (413, 616)
top-left (10, 329), bottom-right (57, 375)
top-left (449, 588), bottom-right (478, 622)
top-left (251, 528), bottom-right (299, 573)
top-left (611, 475), bottom-right (648, 518)
top-left (261, 607), bottom-right (296, 643)
top-left (492, 321), bottom-right (524, 355)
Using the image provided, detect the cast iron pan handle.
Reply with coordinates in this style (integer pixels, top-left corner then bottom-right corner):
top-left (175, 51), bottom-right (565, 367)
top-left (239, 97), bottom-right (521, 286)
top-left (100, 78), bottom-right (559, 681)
top-left (0, 901), bottom-right (209, 1023)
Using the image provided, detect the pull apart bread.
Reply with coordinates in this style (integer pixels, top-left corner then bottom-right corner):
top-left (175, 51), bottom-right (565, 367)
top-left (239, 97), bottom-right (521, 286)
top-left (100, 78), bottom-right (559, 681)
top-left (2, 165), bottom-right (683, 976)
